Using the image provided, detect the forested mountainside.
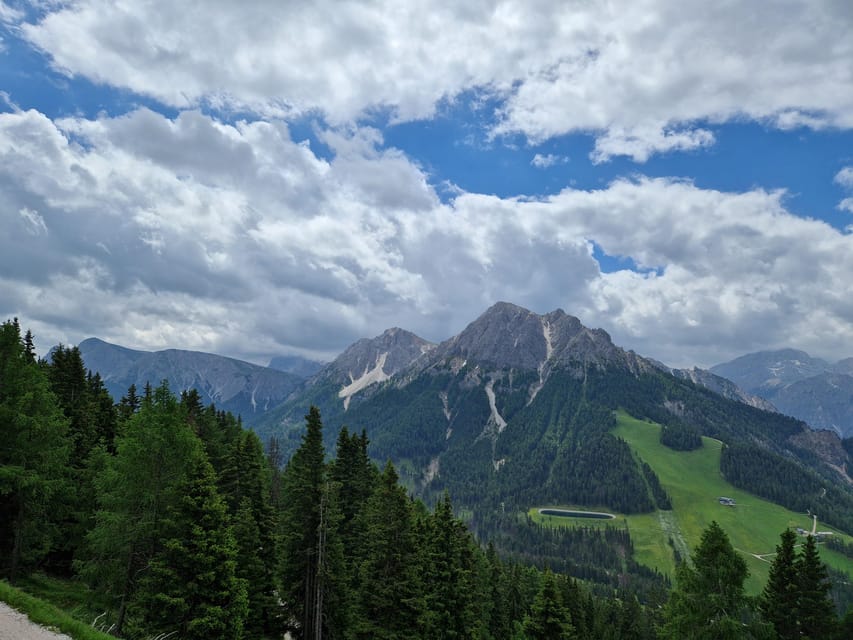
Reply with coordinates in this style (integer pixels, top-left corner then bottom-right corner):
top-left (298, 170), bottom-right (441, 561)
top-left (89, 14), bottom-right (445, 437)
top-left (260, 303), bottom-right (852, 521)
top-left (72, 337), bottom-right (304, 426)
top-left (4, 318), bottom-right (853, 639)
top-left (711, 349), bottom-right (853, 437)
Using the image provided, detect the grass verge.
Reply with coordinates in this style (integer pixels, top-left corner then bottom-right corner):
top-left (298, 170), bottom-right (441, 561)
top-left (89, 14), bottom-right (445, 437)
top-left (0, 578), bottom-right (116, 640)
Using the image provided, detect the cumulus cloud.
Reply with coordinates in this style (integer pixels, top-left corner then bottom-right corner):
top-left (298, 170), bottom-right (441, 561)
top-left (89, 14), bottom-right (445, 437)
top-left (531, 153), bottom-right (568, 169)
top-left (18, 0), bottom-right (853, 161)
top-left (836, 167), bottom-right (853, 189)
top-left (2, 107), bottom-right (853, 367)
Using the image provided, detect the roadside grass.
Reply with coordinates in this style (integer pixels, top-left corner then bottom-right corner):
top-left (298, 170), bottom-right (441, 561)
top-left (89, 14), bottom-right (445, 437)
top-left (0, 578), bottom-right (116, 640)
top-left (612, 411), bottom-right (853, 593)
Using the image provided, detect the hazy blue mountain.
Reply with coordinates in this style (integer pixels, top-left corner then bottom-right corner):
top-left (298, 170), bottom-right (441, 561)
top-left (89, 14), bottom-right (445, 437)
top-left (75, 338), bottom-right (304, 426)
top-left (711, 349), bottom-right (853, 437)
top-left (710, 349), bottom-right (829, 396)
top-left (267, 354), bottom-right (325, 378)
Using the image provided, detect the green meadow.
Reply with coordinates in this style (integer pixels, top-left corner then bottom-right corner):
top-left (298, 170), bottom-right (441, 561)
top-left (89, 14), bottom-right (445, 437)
top-left (532, 411), bottom-right (853, 593)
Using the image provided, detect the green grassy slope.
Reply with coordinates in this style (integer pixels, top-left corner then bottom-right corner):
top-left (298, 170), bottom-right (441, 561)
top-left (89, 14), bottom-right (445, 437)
top-left (613, 411), bottom-right (853, 592)
top-left (530, 411), bottom-right (853, 593)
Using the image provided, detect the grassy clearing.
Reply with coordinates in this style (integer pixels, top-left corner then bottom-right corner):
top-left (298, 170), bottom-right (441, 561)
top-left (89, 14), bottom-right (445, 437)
top-left (527, 505), bottom-right (629, 531)
top-left (0, 578), bottom-right (116, 640)
top-left (612, 411), bottom-right (853, 593)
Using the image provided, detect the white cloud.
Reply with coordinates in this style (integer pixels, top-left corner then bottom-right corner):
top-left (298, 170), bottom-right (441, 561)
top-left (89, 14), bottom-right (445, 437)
top-left (531, 153), bottom-right (568, 169)
top-left (18, 207), bottom-right (47, 235)
top-left (839, 197), bottom-right (853, 213)
top-left (20, 1), bottom-right (853, 161)
top-left (3, 107), bottom-right (853, 367)
top-left (836, 167), bottom-right (853, 190)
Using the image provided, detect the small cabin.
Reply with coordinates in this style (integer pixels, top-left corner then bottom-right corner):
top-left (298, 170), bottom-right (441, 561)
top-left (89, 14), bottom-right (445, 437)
top-left (718, 497), bottom-right (736, 506)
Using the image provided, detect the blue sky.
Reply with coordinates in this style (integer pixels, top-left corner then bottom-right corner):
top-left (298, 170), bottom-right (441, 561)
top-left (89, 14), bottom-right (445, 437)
top-left (1, 1), bottom-right (852, 368)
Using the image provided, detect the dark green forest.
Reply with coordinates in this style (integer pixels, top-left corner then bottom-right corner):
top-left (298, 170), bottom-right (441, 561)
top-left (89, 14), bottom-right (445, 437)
top-left (2, 319), bottom-right (851, 638)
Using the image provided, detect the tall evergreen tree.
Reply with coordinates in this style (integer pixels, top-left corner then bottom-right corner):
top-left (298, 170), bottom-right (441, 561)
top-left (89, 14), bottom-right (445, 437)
top-left (662, 520), bottom-right (772, 639)
top-left (354, 461), bottom-right (423, 639)
top-left (279, 406), bottom-right (328, 640)
top-left (0, 320), bottom-right (70, 581)
top-left (80, 381), bottom-right (200, 636)
top-left (796, 534), bottom-right (837, 639)
top-left (522, 569), bottom-right (575, 640)
top-left (130, 452), bottom-right (247, 640)
top-left (420, 491), bottom-right (481, 638)
top-left (760, 528), bottom-right (800, 639)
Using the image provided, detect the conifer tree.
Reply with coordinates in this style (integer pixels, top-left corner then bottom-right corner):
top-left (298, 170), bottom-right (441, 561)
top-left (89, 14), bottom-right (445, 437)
top-left (522, 569), bottom-right (575, 639)
top-left (0, 320), bottom-right (70, 581)
top-left (355, 461), bottom-right (423, 639)
top-left (796, 534), bottom-right (837, 638)
top-left (81, 381), bottom-right (200, 636)
top-left (420, 491), bottom-right (481, 638)
top-left (131, 452), bottom-right (247, 640)
top-left (760, 528), bottom-right (800, 639)
top-left (662, 520), bottom-right (772, 639)
top-left (279, 405), bottom-right (328, 640)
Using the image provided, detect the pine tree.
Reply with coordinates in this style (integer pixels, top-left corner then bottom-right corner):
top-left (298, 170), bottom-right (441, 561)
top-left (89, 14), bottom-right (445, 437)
top-left (131, 452), bottom-right (247, 640)
top-left (279, 406), bottom-right (328, 640)
top-left (796, 534), bottom-right (837, 638)
top-left (419, 491), bottom-right (481, 638)
top-left (760, 528), bottom-right (800, 639)
top-left (662, 520), bottom-right (772, 639)
top-left (80, 381), bottom-right (201, 636)
top-left (354, 461), bottom-right (423, 639)
top-left (0, 320), bottom-right (70, 581)
top-left (522, 569), bottom-right (575, 639)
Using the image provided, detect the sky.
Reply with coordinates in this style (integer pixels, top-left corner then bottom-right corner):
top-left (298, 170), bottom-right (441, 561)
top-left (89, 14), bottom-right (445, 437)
top-left (1, 0), bottom-right (852, 369)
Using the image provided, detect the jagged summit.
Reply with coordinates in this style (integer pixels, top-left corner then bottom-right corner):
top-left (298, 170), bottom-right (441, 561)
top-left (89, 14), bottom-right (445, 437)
top-left (325, 327), bottom-right (435, 409)
top-left (429, 301), bottom-right (627, 373)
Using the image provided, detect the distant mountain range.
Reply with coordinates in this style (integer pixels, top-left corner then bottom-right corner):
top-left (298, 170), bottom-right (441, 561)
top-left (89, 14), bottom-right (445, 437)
top-left (711, 349), bottom-right (853, 438)
top-left (73, 338), bottom-right (305, 426)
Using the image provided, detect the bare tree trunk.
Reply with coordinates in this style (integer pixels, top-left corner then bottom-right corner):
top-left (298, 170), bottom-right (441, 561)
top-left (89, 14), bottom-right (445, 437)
top-left (8, 500), bottom-right (25, 584)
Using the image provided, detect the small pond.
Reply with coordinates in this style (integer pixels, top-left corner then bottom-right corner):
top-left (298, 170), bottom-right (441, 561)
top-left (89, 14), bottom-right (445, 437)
top-left (538, 508), bottom-right (615, 520)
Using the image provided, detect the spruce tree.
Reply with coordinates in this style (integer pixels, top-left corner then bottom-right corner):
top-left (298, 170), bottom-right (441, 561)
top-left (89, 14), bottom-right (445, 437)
top-left (0, 320), bottom-right (70, 581)
top-left (522, 569), bottom-right (575, 639)
top-left (760, 528), bottom-right (800, 639)
top-left (662, 520), bottom-right (772, 639)
top-left (279, 406), bottom-right (328, 640)
top-left (132, 452), bottom-right (247, 640)
top-left (81, 381), bottom-right (201, 636)
top-left (796, 534), bottom-right (837, 638)
top-left (354, 461), bottom-right (423, 639)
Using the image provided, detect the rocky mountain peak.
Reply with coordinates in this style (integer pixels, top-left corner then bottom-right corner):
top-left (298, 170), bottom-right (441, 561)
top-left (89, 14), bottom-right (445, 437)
top-left (329, 327), bottom-right (435, 382)
top-left (429, 301), bottom-right (626, 373)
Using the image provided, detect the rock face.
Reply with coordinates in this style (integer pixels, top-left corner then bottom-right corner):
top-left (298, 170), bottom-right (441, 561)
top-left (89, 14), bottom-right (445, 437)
top-left (711, 349), bottom-right (853, 437)
top-left (330, 327), bottom-right (435, 385)
top-left (76, 338), bottom-right (303, 426)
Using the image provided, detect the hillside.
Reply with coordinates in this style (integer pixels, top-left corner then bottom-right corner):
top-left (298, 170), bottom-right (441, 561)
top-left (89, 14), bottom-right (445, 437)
top-left (610, 412), bottom-right (853, 592)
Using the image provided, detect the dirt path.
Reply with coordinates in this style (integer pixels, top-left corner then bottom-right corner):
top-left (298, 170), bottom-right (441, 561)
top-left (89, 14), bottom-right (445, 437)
top-left (0, 602), bottom-right (72, 640)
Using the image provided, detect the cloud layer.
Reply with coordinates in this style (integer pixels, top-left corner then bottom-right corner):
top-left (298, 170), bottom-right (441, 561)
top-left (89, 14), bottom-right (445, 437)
top-left (2, 107), bottom-right (853, 367)
top-left (20, 0), bottom-right (853, 161)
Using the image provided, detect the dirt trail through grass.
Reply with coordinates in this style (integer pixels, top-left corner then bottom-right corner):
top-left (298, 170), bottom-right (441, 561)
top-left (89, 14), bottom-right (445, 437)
top-left (0, 602), bottom-right (72, 640)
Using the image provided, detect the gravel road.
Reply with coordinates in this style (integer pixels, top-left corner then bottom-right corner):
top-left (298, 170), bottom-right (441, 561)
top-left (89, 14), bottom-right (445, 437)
top-left (0, 602), bottom-right (73, 640)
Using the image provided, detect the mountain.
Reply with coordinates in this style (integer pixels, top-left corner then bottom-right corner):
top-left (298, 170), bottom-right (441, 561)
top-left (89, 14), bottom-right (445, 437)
top-left (649, 362), bottom-right (777, 412)
top-left (267, 354), bottom-right (325, 378)
top-left (75, 338), bottom-right (304, 426)
top-left (260, 302), bottom-right (852, 525)
top-left (711, 349), bottom-right (853, 437)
